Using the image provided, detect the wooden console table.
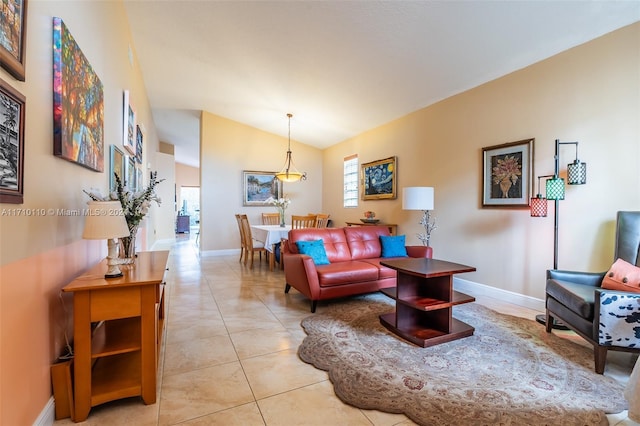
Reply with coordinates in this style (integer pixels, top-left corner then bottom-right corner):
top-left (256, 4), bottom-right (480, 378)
top-left (62, 250), bottom-right (169, 422)
top-left (345, 221), bottom-right (397, 235)
top-left (379, 258), bottom-right (476, 347)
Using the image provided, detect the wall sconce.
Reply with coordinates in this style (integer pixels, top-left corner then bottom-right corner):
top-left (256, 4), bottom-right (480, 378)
top-left (82, 200), bottom-right (130, 278)
top-left (402, 187), bottom-right (436, 247)
top-left (531, 139), bottom-right (587, 328)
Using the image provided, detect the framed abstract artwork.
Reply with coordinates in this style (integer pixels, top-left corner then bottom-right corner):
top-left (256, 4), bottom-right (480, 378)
top-left (0, 0), bottom-right (27, 81)
top-left (361, 156), bottom-right (397, 200)
top-left (242, 170), bottom-right (283, 206)
top-left (109, 144), bottom-right (124, 192)
top-left (482, 138), bottom-right (534, 207)
top-left (52, 17), bottom-right (104, 172)
top-left (122, 90), bottom-right (136, 155)
top-left (126, 156), bottom-right (136, 190)
top-left (0, 77), bottom-right (25, 203)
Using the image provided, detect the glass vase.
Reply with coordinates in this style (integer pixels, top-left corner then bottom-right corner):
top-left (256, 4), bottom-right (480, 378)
top-left (119, 225), bottom-right (139, 264)
top-left (279, 209), bottom-right (285, 227)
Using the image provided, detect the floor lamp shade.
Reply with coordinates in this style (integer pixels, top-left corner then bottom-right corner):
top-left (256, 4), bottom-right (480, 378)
top-left (530, 196), bottom-right (548, 217)
top-left (402, 187), bottom-right (434, 210)
top-left (545, 178), bottom-right (565, 201)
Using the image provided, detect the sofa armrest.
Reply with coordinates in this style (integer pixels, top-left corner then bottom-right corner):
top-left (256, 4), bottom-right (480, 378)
top-left (282, 252), bottom-right (321, 300)
top-left (596, 289), bottom-right (640, 347)
top-left (406, 245), bottom-right (433, 259)
top-left (547, 269), bottom-right (605, 287)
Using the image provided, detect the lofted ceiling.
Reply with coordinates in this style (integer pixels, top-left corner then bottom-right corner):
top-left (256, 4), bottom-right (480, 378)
top-left (123, 1), bottom-right (640, 167)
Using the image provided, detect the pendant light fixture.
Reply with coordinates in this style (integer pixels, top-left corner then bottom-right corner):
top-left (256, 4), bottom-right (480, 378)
top-left (275, 113), bottom-right (307, 182)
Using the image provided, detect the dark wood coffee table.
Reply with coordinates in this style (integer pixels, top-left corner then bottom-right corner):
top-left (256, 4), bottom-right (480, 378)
top-left (379, 258), bottom-right (476, 347)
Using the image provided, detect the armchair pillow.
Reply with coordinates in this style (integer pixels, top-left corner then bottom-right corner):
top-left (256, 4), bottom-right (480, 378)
top-left (296, 239), bottom-right (330, 265)
top-left (601, 258), bottom-right (640, 293)
top-left (380, 235), bottom-right (408, 258)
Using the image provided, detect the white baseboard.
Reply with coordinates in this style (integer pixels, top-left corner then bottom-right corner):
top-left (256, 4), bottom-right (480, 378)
top-left (454, 277), bottom-right (545, 312)
top-left (34, 397), bottom-right (55, 426)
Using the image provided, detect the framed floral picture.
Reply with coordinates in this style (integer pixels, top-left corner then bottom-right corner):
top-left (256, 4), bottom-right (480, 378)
top-left (242, 170), bottom-right (283, 206)
top-left (361, 156), bottom-right (397, 200)
top-left (0, 77), bottom-right (25, 203)
top-left (482, 138), bottom-right (534, 207)
top-left (0, 0), bottom-right (27, 81)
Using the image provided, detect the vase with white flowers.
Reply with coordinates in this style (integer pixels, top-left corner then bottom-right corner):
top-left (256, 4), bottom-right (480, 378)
top-left (85, 171), bottom-right (164, 263)
top-left (265, 195), bottom-right (291, 227)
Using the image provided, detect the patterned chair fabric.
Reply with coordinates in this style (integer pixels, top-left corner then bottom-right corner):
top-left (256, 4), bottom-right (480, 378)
top-left (598, 291), bottom-right (640, 347)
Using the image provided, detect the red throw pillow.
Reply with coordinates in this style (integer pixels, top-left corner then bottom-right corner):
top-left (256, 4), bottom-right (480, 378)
top-left (601, 258), bottom-right (640, 293)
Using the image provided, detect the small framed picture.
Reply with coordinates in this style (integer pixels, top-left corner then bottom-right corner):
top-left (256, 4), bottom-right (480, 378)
top-left (361, 156), bottom-right (397, 200)
top-left (122, 90), bottom-right (136, 155)
top-left (242, 170), bottom-right (283, 206)
top-left (126, 156), bottom-right (136, 190)
top-left (109, 144), bottom-right (125, 192)
top-left (482, 138), bottom-right (534, 207)
top-left (135, 124), bottom-right (143, 164)
top-left (0, 77), bottom-right (25, 203)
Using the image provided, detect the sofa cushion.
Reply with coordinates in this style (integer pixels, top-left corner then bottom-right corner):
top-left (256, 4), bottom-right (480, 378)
top-left (296, 240), bottom-right (330, 265)
top-left (288, 228), bottom-right (352, 262)
top-left (316, 261), bottom-right (380, 287)
top-left (344, 226), bottom-right (390, 260)
top-left (358, 258), bottom-right (398, 279)
top-left (380, 235), bottom-right (408, 258)
top-left (546, 279), bottom-right (596, 320)
top-left (601, 258), bottom-right (640, 293)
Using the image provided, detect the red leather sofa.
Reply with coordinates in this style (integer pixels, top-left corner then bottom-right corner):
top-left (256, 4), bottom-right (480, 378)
top-left (282, 226), bottom-right (432, 312)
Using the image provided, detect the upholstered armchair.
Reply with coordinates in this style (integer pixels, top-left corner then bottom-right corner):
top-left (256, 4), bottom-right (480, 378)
top-left (545, 211), bottom-right (640, 374)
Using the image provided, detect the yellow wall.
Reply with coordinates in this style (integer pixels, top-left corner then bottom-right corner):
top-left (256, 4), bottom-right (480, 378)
top-left (323, 22), bottom-right (640, 300)
top-left (199, 112), bottom-right (323, 252)
top-left (0, 1), bottom-right (162, 424)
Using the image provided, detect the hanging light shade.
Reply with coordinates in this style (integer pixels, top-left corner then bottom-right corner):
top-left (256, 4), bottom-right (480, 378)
top-left (275, 113), bottom-right (307, 182)
top-left (546, 177), bottom-right (565, 200)
top-left (567, 159), bottom-right (587, 185)
top-left (530, 195), bottom-right (548, 217)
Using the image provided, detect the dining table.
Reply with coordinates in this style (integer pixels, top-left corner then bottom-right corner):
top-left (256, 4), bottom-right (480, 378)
top-left (250, 224), bottom-right (292, 271)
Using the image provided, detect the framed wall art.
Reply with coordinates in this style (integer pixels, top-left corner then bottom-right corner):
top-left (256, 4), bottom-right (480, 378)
top-left (0, 0), bottom-right (27, 81)
top-left (361, 156), bottom-right (397, 200)
top-left (135, 124), bottom-right (143, 164)
top-left (0, 77), bottom-right (25, 203)
top-left (122, 90), bottom-right (136, 155)
top-left (242, 170), bottom-right (283, 206)
top-left (126, 156), bottom-right (136, 190)
top-left (109, 144), bottom-right (124, 192)
top-left (482, 138), bottom-right (534, 207)
top-left (52, 17), bottom-right (104, 172)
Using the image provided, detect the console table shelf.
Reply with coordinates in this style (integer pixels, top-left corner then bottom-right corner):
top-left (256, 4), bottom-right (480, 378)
top-left (62, 250), bottom-right (169, 422)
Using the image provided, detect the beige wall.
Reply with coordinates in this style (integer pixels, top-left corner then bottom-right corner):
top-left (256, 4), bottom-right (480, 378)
top-left (199, 112), bottom-right (323, 252)
top-left (323, 22), bottom-right (640, 300)
top-left (0, 1), bottom-right (164, 424)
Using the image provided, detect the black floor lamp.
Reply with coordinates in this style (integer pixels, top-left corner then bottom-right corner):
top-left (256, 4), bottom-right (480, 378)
top-left (531, 139), bottom-right (587, 328)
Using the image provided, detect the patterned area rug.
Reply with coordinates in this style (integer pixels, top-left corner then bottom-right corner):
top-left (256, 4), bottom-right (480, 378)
top-left (298, 294), bottom-right (627, 426)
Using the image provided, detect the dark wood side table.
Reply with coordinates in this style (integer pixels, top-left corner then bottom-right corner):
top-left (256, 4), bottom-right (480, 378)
top-left (379, 258), bottom-right (476, 347)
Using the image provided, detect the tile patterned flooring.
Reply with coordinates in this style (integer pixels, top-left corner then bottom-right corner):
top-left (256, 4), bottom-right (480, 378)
top-left (55, 235), bottom-right (639, 425)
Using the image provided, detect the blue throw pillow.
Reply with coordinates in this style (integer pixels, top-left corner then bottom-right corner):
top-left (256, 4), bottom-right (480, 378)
top-left (296, 239), bottom-right (330, 265)
top-left (380, 235), bottom-right (408, 258)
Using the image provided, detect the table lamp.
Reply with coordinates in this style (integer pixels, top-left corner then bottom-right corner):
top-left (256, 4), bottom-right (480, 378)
top-left (402, 186), bottom-right (436, 246)
top-left (82, 200), bottom-right (130, 278)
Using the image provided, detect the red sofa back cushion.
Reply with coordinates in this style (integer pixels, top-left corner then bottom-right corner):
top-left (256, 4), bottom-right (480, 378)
top-left (344, 226), bottom-right (390, 259)
top-left (287, 228), bottom-right (352, 262)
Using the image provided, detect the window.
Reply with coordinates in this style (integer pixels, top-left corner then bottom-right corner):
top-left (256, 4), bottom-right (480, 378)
top-left (343, 155), bottom-right (358, 208)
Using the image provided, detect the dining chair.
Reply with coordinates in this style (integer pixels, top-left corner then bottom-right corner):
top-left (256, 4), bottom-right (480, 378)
top-left (315, 213), bottom-right (330, 228)
top-left (234, 214), bottom-right (247, 262)
top-left (239, 214), bottom-right (268, 268)
top-left (292, 214), bottom-right (317, 229)
top-left (262, 212), bottom-right (280, 225)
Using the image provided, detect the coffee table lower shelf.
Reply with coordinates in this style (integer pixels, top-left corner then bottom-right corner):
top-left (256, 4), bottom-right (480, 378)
top-left (379, 312), bottom-right (474, 347)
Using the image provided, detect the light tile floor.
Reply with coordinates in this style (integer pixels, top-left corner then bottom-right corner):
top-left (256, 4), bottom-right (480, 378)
top-left (55, 235), bottom-right (639, 425)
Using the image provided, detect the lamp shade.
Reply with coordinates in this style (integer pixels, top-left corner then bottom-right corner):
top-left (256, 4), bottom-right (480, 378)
top-left (82, 201), bottom-right (130, 240)
top-left (402, 187), bottom-right (434, 210)
top-left (530, 196), bottom-right (548, 217)
top-left (545, 177), bottom-right (565, 201)
top-left (567, 160), bottom-right (587, 185)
